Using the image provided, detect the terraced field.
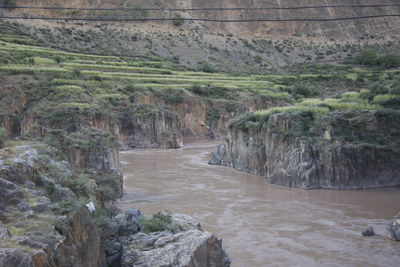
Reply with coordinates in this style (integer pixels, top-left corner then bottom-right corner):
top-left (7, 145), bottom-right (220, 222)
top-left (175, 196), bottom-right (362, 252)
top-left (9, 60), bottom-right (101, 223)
top-left (1, 34), bottom-right (398, 109)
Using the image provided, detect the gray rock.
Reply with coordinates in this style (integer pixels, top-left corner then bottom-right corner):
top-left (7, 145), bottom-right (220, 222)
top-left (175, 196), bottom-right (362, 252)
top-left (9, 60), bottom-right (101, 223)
top-left (17, 201), bottom-right (31, 212)
top-left (170, 214), bottom-right (201, 233)
top-left (113, 242), bottom-right (122, 252)
top-left (125, 209), bottom-right (142, 224)
top-left (121, 230), bottom-right (230, 267)
top-left (107, 252), bottom-right (122, 267)
top-left (386, 212), bottom-right (400, 241)
top-left (49, 184), bottom-right (75, 202)
top-left (222, 111), bottom-right (400, 189)
top-left (0, 222), bottom-right (10, 239)
top-left (121, 214), bottom-right (230, 267)
top-left (208, 144), bottom-right (230, 166)
top-left (0, 157), bottom-right (39, 185)
top-left (24, 181), bottom-right (35, 189)
top-left (362, 226), bottom-right (375, 236)
top-left (23, 210), bottom-right (36, 219)
top-left (106, 222), bottom-right (119, 239)
top-left (0, 177), bottom-right (24, 209)
top-left (114, 212), bottom-right (140, 236)
top-left (0, 248), bottom-right (30, 267)
top-left (34, 196), bottom-right (51, 213)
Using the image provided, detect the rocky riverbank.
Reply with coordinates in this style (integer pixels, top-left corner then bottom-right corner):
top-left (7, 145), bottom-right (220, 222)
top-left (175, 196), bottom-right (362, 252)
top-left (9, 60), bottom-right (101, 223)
top-left (0, 141), bottom-right (231, 266)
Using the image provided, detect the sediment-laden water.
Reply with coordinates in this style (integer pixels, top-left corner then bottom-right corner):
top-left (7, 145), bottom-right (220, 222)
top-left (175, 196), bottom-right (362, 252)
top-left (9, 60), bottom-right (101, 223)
top-left (118, 139), bottom-right (400, 267)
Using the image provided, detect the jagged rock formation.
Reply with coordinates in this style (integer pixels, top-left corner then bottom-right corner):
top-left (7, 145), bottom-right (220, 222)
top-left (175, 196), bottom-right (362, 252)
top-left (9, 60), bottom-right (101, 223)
top-left (387, 212), bottom-right (400, 241)
top-left (112, 211), bottom-right (231, 267)
top-left (211, 110), bottom-right (400, 189)
top-left (0, 145), bottom-right (106, 267)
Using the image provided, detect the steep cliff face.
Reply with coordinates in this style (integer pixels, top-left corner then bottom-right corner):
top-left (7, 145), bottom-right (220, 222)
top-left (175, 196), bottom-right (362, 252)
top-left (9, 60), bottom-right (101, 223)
top-left (212, 110), bottom-right (400, 189)
top-left (19, 94), bottom-right (253, 150)
top-left (124, 94), bottom-right (262, 148)
top-left (20, 109), bottom-right (124, 196)
top-left (118, 105), bottom-right (183, 149)
top-left (10, 0), bottom-right (400, 40)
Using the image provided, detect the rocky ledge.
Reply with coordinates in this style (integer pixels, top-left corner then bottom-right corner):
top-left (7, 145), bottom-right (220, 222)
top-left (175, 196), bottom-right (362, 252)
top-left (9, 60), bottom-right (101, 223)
top-left (104, 210), bottom-right (231, 267)
top-left (210, 109), bottom-right (400, 189)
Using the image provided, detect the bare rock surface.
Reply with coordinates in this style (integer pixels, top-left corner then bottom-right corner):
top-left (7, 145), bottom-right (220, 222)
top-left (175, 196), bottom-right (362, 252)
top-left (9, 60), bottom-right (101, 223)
top-left (107, 210), bottom-right (231, 267)
top-left (214, 111), bottom-right (400, 189)
top-left (387, 212), bottom-right (400, 241)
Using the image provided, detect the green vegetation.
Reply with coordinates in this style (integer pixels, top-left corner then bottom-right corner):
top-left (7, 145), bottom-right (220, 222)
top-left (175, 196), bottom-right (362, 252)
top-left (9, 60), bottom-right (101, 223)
top-left (0, 128), bottom-right (7, 148)
top-left (51, 199), bottom-right (80, 215)
top-left (231, 82), bottom-right (400, 142)
top-left (355, 49), bottom-right (400, 68)
top-left (139, 212), bottom-right (173, 233)
top-left (95, 174), bottom-right (119, 202)
top-left (172, 14), bottom-right (185, 27)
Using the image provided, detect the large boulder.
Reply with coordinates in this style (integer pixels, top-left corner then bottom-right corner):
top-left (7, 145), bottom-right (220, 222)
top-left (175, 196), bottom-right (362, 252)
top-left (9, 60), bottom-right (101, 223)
top-left (121, 230), bottom-right (230, 267)
top-left (120, 213), bottom-right (230, 267)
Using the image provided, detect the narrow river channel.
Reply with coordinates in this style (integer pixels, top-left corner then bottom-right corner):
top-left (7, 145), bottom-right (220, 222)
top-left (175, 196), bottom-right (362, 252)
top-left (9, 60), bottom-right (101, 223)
top-left (117, 139), bottom-right (400, 267)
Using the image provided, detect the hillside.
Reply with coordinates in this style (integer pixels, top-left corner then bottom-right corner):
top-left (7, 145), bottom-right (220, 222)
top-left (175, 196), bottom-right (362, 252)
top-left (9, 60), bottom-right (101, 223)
top-left (0, 0), bottom-right (399, 72)
top-left (5, 0), bottom-right (400, 40)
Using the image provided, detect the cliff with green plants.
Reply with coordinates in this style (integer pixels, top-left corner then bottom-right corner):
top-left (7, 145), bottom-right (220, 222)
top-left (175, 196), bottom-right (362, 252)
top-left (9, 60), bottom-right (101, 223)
top-left (211, 80), bottom-right (400, 189)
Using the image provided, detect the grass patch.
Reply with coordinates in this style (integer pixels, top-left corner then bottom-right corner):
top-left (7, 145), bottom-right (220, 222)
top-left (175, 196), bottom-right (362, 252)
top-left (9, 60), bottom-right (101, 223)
top-left (139, 212), bottom-right (173, 234)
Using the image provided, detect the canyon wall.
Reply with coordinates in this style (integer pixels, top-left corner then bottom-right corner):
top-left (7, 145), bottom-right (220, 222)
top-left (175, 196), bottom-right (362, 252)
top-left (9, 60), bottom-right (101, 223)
top-left (211, 110), bottom-right (400, 189)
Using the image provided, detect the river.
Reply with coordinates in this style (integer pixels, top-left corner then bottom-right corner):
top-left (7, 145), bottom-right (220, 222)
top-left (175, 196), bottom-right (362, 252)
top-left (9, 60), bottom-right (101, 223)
top-left (117, 139), bottom-right (400, 267)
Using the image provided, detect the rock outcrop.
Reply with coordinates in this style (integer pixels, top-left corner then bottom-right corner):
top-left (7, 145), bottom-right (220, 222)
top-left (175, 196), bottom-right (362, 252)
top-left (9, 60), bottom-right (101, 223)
top-left (386, 212), bottom-right (400, 241)
top-left (212, 110), bottom-right (400, 189)
top-left (208, 144), bottom-right (230, 166)
top-left (116, 212), bottom-right (231, 267)
top-left (0, 144), bottom-right (106, 267)
top-left (118, 105), bottom-right (183, 149)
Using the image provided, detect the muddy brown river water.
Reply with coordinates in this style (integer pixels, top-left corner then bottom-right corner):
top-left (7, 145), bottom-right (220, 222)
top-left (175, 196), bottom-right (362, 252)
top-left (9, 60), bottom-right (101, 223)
top-left (118, 139), bottom-right (400, 267)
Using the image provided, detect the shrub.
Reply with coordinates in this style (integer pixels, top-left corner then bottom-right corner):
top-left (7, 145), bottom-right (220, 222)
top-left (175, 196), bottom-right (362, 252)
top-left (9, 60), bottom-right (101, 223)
top-left (0, 128), bottom-right (7, 148)
top-left (172, 14), bottom-right (185, 27)
top-left (51, 199), bottom-right (79, 215)
top-left (206, 107), bottom-right (220, 124)
top-left (197, 61), bottom-right (215, 73)
top-left (93, 207), bottom-right (111, 236)
top-left (356, 49), bottom-right (378, 65)
top-left (95, 174), bottom-right (119, 202)
top-left (291, 84), bottom-right (316, 98)
top-left (70, 174), bottom-right (91, 196)
top-left (377, 54), bottom-right (400, 68)
top-left (52, 220), bottom-right (69, 236)
top-left (190, 84), bottom-right (211, 96)
top-left (373, 94), bottom-right (400, 108)
top-left (2, 0), bottom-right (16, 7)
top-left (139, 212), bottom-right (172, 233)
